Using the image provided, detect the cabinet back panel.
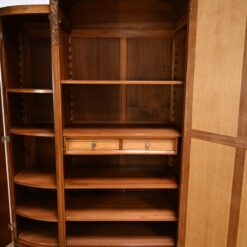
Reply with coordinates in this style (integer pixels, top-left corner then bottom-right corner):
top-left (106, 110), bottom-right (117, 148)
top-left (127, 38), bottom-right (172, 80)
top-left (71, 38), bottom-right (120, 80)
top-left (63, 85), bottom-right (120, 123)
top-left (25, 36), bottom-right (52, 88)
top-left (8, 94), bottom-right (54, 126)
top-left (11, 136), bottom-right (56, 174)
top-left (2, 16), bottom-right (52, 89)
top-left (126, 85), bottom-right (171, 122)
top-left (67, 0), bottom-right (178, 29)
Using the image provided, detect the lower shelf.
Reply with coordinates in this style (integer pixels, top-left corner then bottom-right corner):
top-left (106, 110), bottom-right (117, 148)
top-left (66, 190), bottom-right (177, 221)
top-left (14, 168), bottom-right (56, 189)
top-left (17, 222), bottom-right (58, 247)
top-left (67, 222), bottom-right (176, 246)
top-left (16, 197), bottom-right (57, 222)
top-left (65, 168), bottom-right (178, 189)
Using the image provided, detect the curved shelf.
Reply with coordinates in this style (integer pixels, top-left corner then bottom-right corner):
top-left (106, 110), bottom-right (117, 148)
top-left (17, 225), bottom-right (58, 247)
top-left (66, 191), bottom-right (177, 222)
top-left (0, 5), bottom-right (49, 16)
top-left (14, 169), bottom-right (56, 189)
top-left (10, 127), bottom-right (54, 137)
top-left (7, 88), bottom-right (53, 94)
top-left (16, 200), bottom-right (57, 222)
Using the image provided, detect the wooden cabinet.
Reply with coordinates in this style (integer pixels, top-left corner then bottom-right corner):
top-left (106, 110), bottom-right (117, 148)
top-left (0, 0), bottom-right (246, 247)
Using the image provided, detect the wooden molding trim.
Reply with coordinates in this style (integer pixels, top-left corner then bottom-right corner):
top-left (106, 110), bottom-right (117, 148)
top-left (191, 129), bottom-right (247, 149)
top-left (49, 0), bottom-right (59, 45)
top-left (0, 5), bottom-right (49, 17)
top-left (227, 18), bottom-right (247, 247)
top-left (178, 0), bottom-right (198, 246)
top-left (227, 149), bottom-right (246, 247)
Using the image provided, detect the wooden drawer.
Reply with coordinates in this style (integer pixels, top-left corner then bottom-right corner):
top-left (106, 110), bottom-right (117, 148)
top-left (123, 139), bottom-right (177, 153)
top-left (65, 139), bottom-right (119, 151)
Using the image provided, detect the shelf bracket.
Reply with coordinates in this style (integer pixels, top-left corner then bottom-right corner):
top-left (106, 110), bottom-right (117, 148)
top-left (8, 222), bottom-right (16, 232)
top-left (1, 135), bottom-right (10, 143)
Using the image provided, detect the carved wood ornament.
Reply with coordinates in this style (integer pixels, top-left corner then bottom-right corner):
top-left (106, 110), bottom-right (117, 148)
top-left (49, 0), bottom-right (59, 45)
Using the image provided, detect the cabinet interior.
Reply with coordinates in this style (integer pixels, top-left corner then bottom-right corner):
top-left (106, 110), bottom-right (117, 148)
top-left (1, 0), bottom-right (189, 246)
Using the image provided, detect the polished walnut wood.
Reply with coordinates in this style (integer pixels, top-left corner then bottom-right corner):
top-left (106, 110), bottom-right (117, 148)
top-left (67, 223), bottom-right (176, 246)
top-left (7, 88), bottom-right (53, 94)
top-left (10, 127), bottom-right (54, 137)
top-left (66, 191), bottom-right (177, 222)
top-left (0, 0), bottom-right (189, 246)
top-left (17, 223), bottom-right (58, 247)
top-left (0, 5), bottom-right (49, 17)
top-left (16, 201), bottom-right (58, 222)
top-left (65, 167), bottom-right (178, 189)
top-left (14, 169), bottom-right (56, 189)
top-left (61, 80), bottom-right (184, 85)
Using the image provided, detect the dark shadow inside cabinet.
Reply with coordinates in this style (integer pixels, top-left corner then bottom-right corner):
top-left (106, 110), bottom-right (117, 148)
top-left (11, 136), bottom-right (56, 188)
top-left (2, 15), bottom-right (52, 89)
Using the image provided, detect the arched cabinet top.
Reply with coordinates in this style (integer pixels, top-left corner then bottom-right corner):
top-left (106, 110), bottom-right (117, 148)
top-left (0, 0), bottom-right (49, 16)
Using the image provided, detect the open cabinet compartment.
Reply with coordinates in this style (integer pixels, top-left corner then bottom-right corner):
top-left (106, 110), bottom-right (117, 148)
top-left (66, 222), bottom-right (177, 246)
top-left (15, 186), bottom-right (58, 222)
top-left (8, 93), bottom-right (54, 130)
top-left (0, 0), bottom-right (189, 246)
top-left (11, 135), bottom-right (56, 189)
top-left (16, 217), bottom-right (58, 247)
top-left (2, 14), bottom-right (52, 90)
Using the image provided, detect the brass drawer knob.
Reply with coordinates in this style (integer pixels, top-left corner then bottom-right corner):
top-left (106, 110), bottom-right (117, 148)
top-left (145, 142), bottom-right (151, 150)
top-left (91, 142), bottom-right (97, 150)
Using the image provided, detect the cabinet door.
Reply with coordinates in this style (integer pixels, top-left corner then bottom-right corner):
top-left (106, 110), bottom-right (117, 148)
top-left (0, 82), bottom-right (11, 245)
top-left (179, 0), bottom-right (247, 246)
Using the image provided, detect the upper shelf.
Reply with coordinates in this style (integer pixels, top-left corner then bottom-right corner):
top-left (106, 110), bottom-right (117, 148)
top-left (0, 5), bottom-right (49, 16)
top-left (7, 88), bottom-right (53, 94)
top-left (14, 168), bottom-right (56, 189)
top-left (10, 127), bottom-right (54, 137)
top-left (61, 80), bottom-right (184, 85)
top-left (66, 191), bottom-right (177, 222)
top-left (63, 126), bottom-right (181, 139)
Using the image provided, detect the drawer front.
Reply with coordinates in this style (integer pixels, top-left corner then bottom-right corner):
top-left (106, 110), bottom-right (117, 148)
top-left (66, 139), bottom-right (119, 151)
top-left (123, 139), bottom-right (176, 152)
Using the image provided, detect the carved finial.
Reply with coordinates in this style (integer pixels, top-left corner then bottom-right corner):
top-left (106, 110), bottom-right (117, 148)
top-left (49, 0), bottom-right (59, 45)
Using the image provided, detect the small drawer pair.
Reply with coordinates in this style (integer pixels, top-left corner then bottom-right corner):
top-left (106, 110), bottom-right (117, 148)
top-left (64, 138), bottom-right (177, 154)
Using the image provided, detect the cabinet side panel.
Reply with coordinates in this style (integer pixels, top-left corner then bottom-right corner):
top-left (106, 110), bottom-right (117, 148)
top-left (186, 139), bottom-right (235, 247)
top-left (237, 152), bottom-right (247, 247)
top-left (191, 0), bottom-right (247, 137)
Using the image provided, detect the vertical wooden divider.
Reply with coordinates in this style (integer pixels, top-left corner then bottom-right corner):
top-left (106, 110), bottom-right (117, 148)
top-left (50, 0), bottom-right (66, 246)
top-left (120, 37), bottom-right (127, 121)
top-left (178, 0), bottom-right (198, 246)
top-left (119, 38), bottom-right (127, 169)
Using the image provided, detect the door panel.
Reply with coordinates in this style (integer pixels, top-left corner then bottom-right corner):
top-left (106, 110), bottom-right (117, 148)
top-left (237, 152), bottom-right (247, 247)
top-left (186, 139), bottom-right (235, 247)
top-left (191, 0), bottom-right (246, 137)
top-left (0, 86), bottom-right (11, 245)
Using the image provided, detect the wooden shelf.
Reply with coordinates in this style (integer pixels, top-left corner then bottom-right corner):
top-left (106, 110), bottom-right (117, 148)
top-left (66, 191), bottom-right (177, 222)
top-left (63, 127), bottom-right (181, 138)
top-left (17, 224), bottom-right (58, 247)
top-left (67, 222), bottom-right (176, 246)
top-left (65, 168), bottom-right (178, 189)
top-left (61, 80), bottom-right (183, 85)
top-left (16, 199), bottom-right (57, 222)
top-left (7, 88), bottom-right (53, 94)
top-left (0, 5), bottom-right (50, 17)
top-left (14, 169), bottom-right (56, 189)
top-left (10, 127), bottom-right (54, 137)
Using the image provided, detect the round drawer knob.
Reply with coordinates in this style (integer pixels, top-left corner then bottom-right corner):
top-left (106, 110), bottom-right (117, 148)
top-left (91, 142), bottom-right (97, 150)
top-left (145, 142), bottom-right (151, 150)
